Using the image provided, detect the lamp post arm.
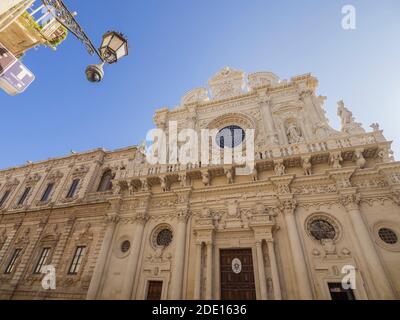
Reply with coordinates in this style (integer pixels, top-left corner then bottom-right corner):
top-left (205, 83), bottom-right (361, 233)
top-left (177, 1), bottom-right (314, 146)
top-left (41, 0), bottom-right (104, 62)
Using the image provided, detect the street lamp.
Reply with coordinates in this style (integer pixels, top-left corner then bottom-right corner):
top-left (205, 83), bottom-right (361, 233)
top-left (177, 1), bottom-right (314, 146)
top-left (41, 0), bottom-right (129, 83)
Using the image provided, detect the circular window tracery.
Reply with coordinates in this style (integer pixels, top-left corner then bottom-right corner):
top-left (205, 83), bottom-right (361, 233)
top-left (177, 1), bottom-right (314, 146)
top-left (378, 228), bottom-right (398, 245)
top-left (121, 240), bottom-right (131, 253)
top-left (156, 229), bottom-right (173, 247)
top-left (306, 215), bottom-right (340, 242)
top-left (151, 225), bottom-right (174, 249)
top-left (215, 125), bottom-right (245, 149)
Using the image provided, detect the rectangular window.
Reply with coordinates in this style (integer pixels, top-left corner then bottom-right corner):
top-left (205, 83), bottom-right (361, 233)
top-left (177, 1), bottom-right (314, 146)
top-left (40, 183), bottom-right (54, 202)
top-left (146, 281), bottom-right (163, 300)
top-left (17, 187), bottom-right (31, 205)
top-left (4, 248), bottom-right (22, 274)
top-left (66, 179), bottom-right (80, 198)
top-left (33, 247), bottom-right (51, 274)
top-left (328, 283), bottom-right (356, 300)
top-left (0, 190), bottom-right (11, 207)
top-left (68, 246), bottom-right (86, 275)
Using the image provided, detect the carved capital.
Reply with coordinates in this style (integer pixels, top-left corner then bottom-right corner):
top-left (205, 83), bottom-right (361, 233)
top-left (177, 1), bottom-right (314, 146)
top-left (105, 212), bottom-right (120, 225)
top-left (329, 169), bottom-right (355, 189)
top-left (339, 193), bottom-right (361, 211)
top-left (177, 209), bottom-right (191, 223)
top-left (278, 199), bottom-right (298, 215)
top-left (134, 212), bottom-right (149, 225)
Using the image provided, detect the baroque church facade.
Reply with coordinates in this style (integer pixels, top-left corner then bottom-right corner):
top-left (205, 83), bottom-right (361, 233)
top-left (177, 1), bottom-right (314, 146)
top-left (0, 67), bottom-right (399, 300)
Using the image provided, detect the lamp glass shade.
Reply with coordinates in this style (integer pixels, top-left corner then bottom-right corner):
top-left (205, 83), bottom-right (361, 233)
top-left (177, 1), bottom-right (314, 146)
top-left (99, 31), bottom-right (128, 64)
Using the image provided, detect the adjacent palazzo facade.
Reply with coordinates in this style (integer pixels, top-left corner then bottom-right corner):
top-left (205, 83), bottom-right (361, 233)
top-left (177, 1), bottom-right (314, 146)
top-left (0, 67), bottom-right (399, 300)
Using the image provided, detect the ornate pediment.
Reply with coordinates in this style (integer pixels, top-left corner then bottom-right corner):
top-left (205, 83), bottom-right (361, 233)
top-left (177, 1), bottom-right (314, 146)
top-left (181, 87), bottom-right (209, 105)
top-left (248, 72), bottom-right (279, 90)
top-left (208, 67), bottom-right (246, 100)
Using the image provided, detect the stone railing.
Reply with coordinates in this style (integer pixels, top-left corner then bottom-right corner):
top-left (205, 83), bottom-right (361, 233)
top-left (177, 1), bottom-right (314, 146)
top-left (114, 131), bottom-right (392, 183)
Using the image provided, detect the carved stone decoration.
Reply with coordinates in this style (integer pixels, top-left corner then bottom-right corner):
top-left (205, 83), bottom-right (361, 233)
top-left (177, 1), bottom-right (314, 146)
top-left (389, 190), bottom-right (400, 206)
top-left (227, 199), bottom-right (240, 218)
top-left (279, 199), bottom-right (297, 215)
top-left (302, 156), bottom-right (312, 176)
top-left (286, 122), bottom-right (304, 144)
top-left (225, 168), bottom-right (234, 184)
top-left (329, 152), bottom-right (343, 169)
top-left (208, 67), bottom-right (246, 100)
top-left (160, 176), bottom-right (170, 192)
top-left (140, 178), bottom-right (149, 192)
top-left (178, 173), bottom-right (188, 187)
top-left (181, 87), bottom-right (209, 105)
top-left (370, 123), bottom-right (380, 132)
top-left (274, 161), bottom-right (286, 176)
top-left (247, 72), bottom-right (279, 90)
top-left (337, 100), bottom-right (365, 134)
top-left (339, 193), bottom-right (361, 211)
top-left (0, 229), bottom-right (6, 251)
top-left (201, 170), bottom-right (210, 186)
top-left (354, 149), bottom-right (366, 168)
top-left (251, 166), bottom-right (258, 182)
top-left (321, 239), bottom-right (337, 256)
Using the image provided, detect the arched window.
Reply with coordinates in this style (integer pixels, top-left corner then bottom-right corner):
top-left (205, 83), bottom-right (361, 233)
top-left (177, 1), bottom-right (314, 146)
top-left (97, 170), bottom-right (113, 192)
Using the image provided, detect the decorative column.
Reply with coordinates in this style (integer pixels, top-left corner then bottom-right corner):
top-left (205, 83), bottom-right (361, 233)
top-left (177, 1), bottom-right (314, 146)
top-left (205, 241), bottom-right (213, 300)
top-left (280, 198), bottom-right (314, 299)
top-left (266, 239), bottom-right (282, 300)
top-left (339, 191), bottom-right (395, 299)
top-left (86, 208), bottom-right (120, 300)
top-left (193, 207), bottom-right (215, 300)
top-left (169, 209), bottom-right (190, 299)
top-left (120, 212), bottom-right (148, 299)
top-left (255, 240), bottom-right (268, 300)
top-left (193, 241), bottom-right (202, 300)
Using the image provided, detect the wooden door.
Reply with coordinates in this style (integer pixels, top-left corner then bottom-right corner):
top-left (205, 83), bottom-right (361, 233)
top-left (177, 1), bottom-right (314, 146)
top-left (146, 281), bottom-right (163, 300)
top-left (220, 248), bottom-right (256, 300)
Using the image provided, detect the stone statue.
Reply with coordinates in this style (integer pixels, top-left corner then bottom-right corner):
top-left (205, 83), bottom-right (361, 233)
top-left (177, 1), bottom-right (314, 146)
top-left (337, 100), bottom-right (354, 127)
top-left (160, 176), bottom-right (169, 192)
top-left (274, 162), bottom-right (285, 176)
top-left (329, 152), bottom-right (343, 169)
top-left (225, 168), bottom-right (234, 184)
top-left (354, 150), bottom-right (366, 168)
top-left (178, 173), bottom-right (187, 187)
top-left (251, 167), bottom-right (258, 182)
top-left (370, 123), bottom-right (380, 132)
top-left (201, 171), bottom-right (210, 186)
top-left (337, 100), bottom-right (365, 134)
top-left (302, 157), bottom-right (312, 175)
top-left (286, 123), bottom-right (304, 144)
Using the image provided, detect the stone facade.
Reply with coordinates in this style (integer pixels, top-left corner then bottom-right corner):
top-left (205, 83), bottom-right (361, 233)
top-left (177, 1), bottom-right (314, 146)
top-left (0, 67), bottom-right (399, 300)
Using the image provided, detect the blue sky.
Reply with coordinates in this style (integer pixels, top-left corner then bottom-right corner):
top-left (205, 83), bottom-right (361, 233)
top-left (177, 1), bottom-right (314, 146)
top-left (1, 0), bottom-right (399, 169)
